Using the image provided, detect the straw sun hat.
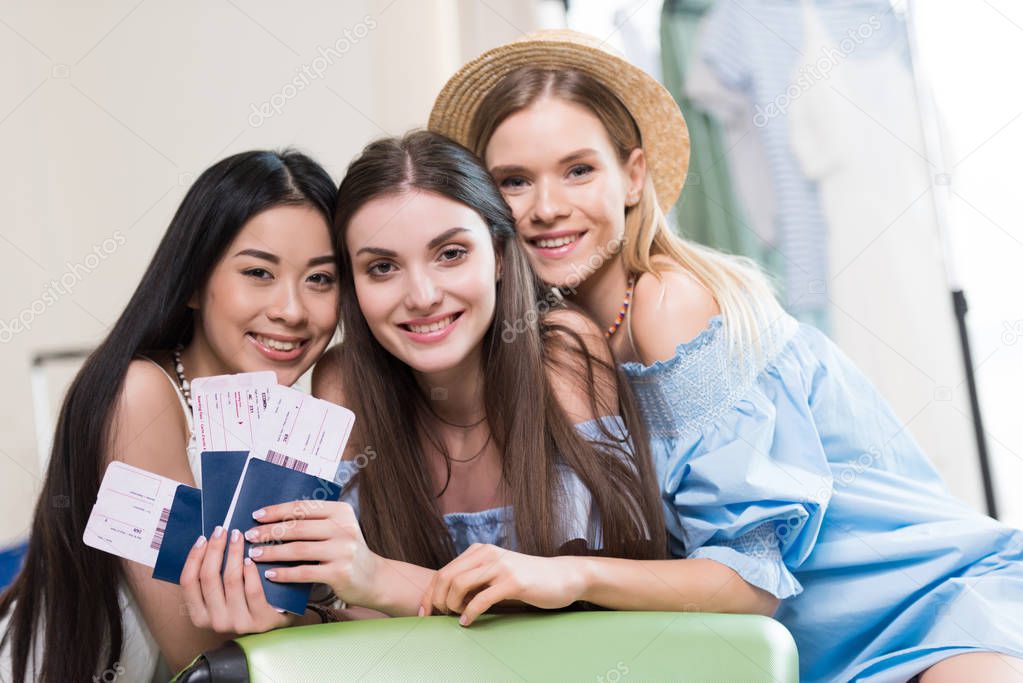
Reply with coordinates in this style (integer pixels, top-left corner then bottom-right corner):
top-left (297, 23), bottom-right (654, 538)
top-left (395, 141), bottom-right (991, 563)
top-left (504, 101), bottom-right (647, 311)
top-left (428, 29), bottom-right (690, 213)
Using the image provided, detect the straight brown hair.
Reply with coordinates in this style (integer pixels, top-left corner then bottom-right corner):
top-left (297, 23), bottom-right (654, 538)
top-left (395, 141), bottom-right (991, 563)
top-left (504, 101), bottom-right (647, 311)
top-left (331, 131), bottom-right (666, 567)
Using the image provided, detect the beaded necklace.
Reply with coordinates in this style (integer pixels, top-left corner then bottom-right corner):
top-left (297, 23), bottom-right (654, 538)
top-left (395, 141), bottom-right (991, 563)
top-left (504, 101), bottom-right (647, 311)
top-left (172, 344), bottom-right (192, 410)
top-left (605, 275), bottom-right (636, 339)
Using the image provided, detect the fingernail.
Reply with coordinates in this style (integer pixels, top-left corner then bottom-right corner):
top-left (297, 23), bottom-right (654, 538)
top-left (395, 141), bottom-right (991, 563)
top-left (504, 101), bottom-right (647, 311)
top-left (213, 526), bottom-right (224, 539)
top-left (264, 569), bottom-right (276, 579)
top-left (244, 529), bottom-right (258, 542)
top-left (249, 547), bottom-right (263, 558)
top-left (459, 614), bottom-right (468, 626)
top-left (244, 557), bottom-right (253, 566)
top-left (252, 509), bottom-right (266, 519)
top-left (230, 529), bottom-right (241, 543)
top-left (418, 606), bottom-right (425, 617)
top-left (194, 535), bottom-right (206, 548)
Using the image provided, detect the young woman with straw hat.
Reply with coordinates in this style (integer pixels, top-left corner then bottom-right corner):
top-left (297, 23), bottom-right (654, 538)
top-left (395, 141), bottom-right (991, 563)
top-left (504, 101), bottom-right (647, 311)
top-left (428, 29), bottom-right (1023, 683)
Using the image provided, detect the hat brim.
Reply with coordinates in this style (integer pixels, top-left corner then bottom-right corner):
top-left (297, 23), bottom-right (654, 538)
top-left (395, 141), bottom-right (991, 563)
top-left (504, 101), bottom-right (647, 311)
top-left (429, 29), bottom-right (690, 213)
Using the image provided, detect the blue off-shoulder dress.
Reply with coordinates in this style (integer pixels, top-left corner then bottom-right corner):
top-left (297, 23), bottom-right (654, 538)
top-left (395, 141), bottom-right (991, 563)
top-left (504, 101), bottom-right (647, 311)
top-left (622, 313), bottom-right (1023, 682)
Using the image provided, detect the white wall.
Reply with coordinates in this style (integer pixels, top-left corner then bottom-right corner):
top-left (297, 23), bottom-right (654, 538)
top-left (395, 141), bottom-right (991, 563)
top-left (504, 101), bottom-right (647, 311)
top-left (0, 0), bottom-right (544, 547)
top-left (913, 0), bottom-right (1023, 528)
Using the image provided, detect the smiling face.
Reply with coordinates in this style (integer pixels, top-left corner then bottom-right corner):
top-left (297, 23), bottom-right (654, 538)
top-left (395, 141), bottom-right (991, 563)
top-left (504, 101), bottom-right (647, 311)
top-left (484, 96), bottom-right (645, 290)
top-left (345, 190), bottom-right (498, 378)
top-left (189, 204), bottom-right (339, 386)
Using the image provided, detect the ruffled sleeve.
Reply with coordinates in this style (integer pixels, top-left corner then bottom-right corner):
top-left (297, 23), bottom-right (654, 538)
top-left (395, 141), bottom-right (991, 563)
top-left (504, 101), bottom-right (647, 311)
top-left (673, 374), bottom-right (834, 598)
top-left (624, 316), bottom-right (833, 600)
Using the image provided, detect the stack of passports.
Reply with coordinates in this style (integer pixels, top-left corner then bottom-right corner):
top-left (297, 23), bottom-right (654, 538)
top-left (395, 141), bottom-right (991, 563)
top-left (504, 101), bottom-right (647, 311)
top-left (152, 451), bottom-right (342, 615)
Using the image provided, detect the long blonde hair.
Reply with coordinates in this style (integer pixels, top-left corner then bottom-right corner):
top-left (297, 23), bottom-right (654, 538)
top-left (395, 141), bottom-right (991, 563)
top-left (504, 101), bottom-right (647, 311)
top-left (469, 67), bottom-right (786, 352)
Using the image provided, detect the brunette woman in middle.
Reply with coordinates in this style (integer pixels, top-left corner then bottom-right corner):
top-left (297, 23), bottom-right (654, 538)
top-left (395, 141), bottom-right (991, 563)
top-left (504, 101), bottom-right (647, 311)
top-left (180, 130), bottom-right (680, 626)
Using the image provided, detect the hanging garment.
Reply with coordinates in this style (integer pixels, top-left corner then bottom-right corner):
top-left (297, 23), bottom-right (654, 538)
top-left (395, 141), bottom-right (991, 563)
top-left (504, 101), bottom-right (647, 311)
top-left (688, 0), bottom-right (909, 329)
top-left (566, 0), bottom-right (663, 80)
top-left (685, 40), bottom-right (782, 280)
top-left (660, 0), bottom-right (773, 270)
top-left (614, 0), bottom-right (665, 84)
top-left (787, 0), bottom-right (981, 508)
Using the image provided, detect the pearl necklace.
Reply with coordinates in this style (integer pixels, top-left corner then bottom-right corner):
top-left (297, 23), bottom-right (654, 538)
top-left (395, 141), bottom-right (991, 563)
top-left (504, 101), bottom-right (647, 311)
top-left (173, 344), bottom-right (192, 410)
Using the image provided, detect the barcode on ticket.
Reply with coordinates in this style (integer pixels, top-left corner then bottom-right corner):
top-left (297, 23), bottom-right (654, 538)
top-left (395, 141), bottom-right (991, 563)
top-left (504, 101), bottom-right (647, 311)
top-left (266, 450), bottom-right (309, 473)
top-left (150, 507), bottom-right (170, 550)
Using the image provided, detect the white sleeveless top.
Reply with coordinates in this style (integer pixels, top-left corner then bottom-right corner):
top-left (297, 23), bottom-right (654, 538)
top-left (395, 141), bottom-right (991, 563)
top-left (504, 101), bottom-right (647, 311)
top-left (0, 358), bottom-right (201, 683)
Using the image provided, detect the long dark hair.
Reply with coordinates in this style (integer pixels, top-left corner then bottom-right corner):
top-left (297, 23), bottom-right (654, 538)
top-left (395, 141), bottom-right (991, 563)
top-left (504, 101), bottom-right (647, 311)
top-left (0, 150), bottom-right (336, 682)
top-left (331, 131), bottom-right (665, 568)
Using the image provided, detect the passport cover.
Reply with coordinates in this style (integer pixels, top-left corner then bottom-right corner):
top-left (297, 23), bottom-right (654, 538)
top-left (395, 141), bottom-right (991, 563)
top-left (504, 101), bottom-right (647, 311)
top-left (223, 457), bottom-right (343, 614)
top-left (151, 484), bottom-right (202, 584)
top-left (200, 450), bottom-right (249, 537)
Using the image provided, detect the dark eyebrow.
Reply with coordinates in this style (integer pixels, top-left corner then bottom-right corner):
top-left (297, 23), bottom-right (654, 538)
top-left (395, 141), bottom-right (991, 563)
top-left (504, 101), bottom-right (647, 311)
top-left (234, 248), bottom-right (279, 264)
top-left (489, 149), bottom-right (598, 177)
top-left (355, 245), bottom-right (397, 258)
top-left (235, 249), bottom-right (335, 268)
top-left (427, 227), bottom-right (469, 250)
top-left (356, 228), bottom-right (469, 258)
top-left (306, 255), bottom-right (336, 267)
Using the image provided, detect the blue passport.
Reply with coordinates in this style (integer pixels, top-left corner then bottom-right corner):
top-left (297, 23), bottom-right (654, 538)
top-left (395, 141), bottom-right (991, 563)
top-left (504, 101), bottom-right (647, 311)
top-left (152, 484), bottom-right (202, 584)
top-left (224, 457), bottom-right (343, 614)
top-left (200, 451), bottom-right (249, 537)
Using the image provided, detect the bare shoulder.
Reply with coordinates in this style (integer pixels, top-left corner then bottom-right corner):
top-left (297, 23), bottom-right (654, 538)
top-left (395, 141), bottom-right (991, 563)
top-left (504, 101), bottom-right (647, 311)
top-left (631, 256), bottom-right (721, 366)
top-left (311, 344), bottom-right (347, 405)
top-left (113, 359), bottom-right (227, 670)
top-left (543, 305), bottom-right (618, 423)
top-left (108, 358), bottom-right (194, 484)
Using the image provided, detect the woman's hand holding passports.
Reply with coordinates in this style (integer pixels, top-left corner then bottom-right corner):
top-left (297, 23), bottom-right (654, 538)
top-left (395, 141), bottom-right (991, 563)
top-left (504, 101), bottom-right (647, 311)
top-left (179, 526), bottom-right (301, 635)
top-left (242, 500), bottom-right (385, 607)
top-left (178, 500), bottom-right (386, 633)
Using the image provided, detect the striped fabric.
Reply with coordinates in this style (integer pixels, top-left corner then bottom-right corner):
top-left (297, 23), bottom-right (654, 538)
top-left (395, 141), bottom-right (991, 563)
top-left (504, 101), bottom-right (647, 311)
top-left (692, 0), bottom-right (906, 328)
